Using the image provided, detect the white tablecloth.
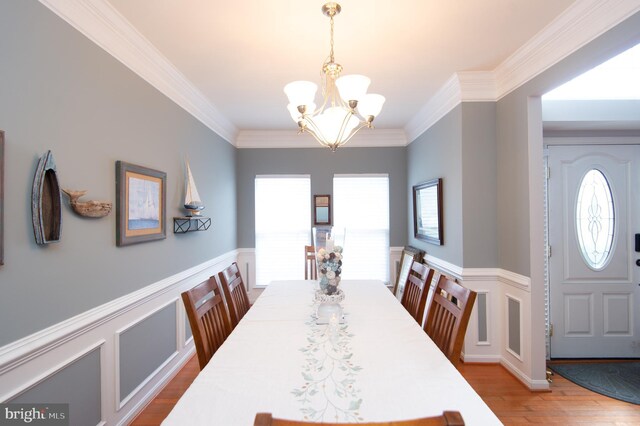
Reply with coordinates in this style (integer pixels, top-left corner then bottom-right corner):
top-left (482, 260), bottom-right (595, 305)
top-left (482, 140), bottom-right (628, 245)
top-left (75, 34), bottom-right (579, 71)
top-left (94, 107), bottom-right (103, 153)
top-left (163, 280), bottom-right (502, 425)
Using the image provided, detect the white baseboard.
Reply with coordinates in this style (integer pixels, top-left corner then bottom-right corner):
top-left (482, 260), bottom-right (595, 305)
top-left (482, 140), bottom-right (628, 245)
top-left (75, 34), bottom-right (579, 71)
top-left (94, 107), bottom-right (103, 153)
top-left (501, 357), bottom-right (550, 391)
top-left (462, 354), bottom-right (502, 363)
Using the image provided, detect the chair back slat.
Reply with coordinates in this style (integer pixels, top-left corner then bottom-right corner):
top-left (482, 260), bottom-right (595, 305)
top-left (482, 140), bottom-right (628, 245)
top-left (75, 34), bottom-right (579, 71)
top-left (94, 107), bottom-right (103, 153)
top-left (424, 276), bottom-right (477, 367)
top-left (305, 245), bottom-right (317, 280)
top-left (181, 277), bottom-right (232, 370)
top-left (219, 262), bottom-right (251, 328)
top-left (400, 262), bottom-right (434, 324)
top-left (254, 411), bottom-right (464, 425)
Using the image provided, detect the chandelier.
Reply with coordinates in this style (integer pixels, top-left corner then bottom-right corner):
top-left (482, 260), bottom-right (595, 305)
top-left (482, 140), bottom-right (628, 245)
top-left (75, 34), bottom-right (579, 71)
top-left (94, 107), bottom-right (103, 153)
top-left (284, 2), bottom-right (385, 152)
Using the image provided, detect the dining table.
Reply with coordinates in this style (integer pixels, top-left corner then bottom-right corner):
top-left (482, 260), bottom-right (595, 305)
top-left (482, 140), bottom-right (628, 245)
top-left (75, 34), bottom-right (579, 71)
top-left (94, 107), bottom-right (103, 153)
top-left (162, 279), bottom-right (502, 425)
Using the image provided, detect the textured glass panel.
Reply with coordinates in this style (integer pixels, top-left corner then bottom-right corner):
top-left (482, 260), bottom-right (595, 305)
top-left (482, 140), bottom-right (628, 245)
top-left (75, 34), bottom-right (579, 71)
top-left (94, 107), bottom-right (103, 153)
top-left (576, 169), bottom-right (615, 270)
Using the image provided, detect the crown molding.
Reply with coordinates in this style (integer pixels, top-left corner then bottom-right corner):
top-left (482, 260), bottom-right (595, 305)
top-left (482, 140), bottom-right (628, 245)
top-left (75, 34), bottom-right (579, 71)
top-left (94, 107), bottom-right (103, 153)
top-left (494, 0), bottom-right (640, 99)
top-left (406, 0), bottom-right (640, 143)
top-left (39, 0), bottom-right (640, 148)
top-left (39, 0), bottom-right (237, 144)
top-left (405, 74), bottom-right (462, 143)
top-left (457, 71), bottom-right (497, 101)
top-left (236, 129), bottom-right (407, 149)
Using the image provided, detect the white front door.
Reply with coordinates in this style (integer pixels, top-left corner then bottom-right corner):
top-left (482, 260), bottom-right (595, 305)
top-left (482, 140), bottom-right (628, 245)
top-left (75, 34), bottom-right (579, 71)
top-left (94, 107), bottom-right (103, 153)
top-left (549, 144), bottom-right (640, 358)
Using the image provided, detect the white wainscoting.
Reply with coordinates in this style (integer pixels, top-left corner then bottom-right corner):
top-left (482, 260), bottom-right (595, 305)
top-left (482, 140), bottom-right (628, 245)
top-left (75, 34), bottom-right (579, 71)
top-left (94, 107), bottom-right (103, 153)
top-left (424, 256), bottom-right (544, 390)
top-left (464, 270), bottom-right (544, 389)
top-left (0, 249), bottom-right (239, 425)
top-left (0, 247), bottom-right (546, 425)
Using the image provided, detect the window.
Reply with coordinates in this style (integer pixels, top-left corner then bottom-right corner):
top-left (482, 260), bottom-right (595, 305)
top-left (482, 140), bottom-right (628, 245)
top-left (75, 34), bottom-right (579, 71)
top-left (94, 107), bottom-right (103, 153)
top-left (333, 174), bottom-right (390, 283)
top-left (575, 168), bottom-right (615, 270)
top-left (255, 175), bottom-right (311, 287)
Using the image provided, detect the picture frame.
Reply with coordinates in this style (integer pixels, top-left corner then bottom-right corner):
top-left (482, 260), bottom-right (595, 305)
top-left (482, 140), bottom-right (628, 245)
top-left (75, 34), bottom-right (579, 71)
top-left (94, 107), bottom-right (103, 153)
top-left (0, 130), bottom-right (4, 265)
top-left (413, 178), bottom-right (443, 245)
top-left (116, 161), bottom-right (166, 246)
top-left (313, 194), bottom-right (331, 225)
top-left (393, 246), bottom-right (425, 301)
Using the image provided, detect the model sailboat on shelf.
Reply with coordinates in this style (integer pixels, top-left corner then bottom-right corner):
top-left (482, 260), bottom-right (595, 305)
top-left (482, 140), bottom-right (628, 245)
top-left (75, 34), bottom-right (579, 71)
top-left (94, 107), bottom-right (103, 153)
top-left (184, 161), bottom-right (205, 216)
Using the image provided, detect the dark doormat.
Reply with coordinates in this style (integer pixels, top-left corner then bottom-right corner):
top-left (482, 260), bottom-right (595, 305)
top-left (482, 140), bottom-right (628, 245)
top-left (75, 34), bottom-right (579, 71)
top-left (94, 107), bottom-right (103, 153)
top-left (549, 362), bottom-right (640, 405)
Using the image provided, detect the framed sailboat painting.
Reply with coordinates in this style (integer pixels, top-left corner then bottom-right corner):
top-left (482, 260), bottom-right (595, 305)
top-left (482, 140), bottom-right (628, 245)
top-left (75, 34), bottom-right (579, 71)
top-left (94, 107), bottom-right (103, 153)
top-left (116, 161), bottom-right (166, 246)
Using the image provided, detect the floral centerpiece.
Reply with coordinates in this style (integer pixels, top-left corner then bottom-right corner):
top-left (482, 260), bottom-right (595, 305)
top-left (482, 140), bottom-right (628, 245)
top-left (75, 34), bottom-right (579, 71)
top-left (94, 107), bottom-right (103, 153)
top-left (316, 245), bottom-right (343, 295)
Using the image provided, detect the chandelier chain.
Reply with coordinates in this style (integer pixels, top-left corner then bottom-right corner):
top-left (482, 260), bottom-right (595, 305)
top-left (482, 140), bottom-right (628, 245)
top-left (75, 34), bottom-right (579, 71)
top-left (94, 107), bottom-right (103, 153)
top-left (329, 14), bottom-right (335, 63)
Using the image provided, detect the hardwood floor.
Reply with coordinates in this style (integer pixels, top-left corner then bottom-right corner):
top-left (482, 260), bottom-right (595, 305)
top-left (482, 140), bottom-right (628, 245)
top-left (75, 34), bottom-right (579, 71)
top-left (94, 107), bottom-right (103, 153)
top-left (131, 357), bottom-right (640, 425)
top-left (457, 363), bottom-right (640, 425)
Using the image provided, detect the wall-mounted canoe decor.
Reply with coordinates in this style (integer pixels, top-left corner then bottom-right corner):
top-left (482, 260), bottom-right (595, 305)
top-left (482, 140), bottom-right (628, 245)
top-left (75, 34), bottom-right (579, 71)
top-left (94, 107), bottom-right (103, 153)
top-left (0, 130), bottom-right (4, 264)
top-left (62, 189), bottom-right (112, 218)
top-left (32, 150), bottom-right (62, 245)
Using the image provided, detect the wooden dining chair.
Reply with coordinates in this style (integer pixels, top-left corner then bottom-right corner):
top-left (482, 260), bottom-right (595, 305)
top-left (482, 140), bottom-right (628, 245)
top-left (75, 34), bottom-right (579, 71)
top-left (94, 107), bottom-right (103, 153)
top-left (218, 262), bottom-right (251, 328)
top-left (181, 277), bottom-right (232, 370)
top-left (400, 261), bottom-right (434, 325)
top-left (423, 275), bottom-right (477, 367)
top-left (254, 411), bottom-right (464, 425)
top-left (305, 245), bottom-right (317, 280)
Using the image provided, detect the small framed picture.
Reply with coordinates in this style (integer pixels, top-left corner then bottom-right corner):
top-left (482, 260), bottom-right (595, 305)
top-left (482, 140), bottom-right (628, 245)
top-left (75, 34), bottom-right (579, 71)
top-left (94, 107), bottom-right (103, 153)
top-left (0, 130), bottom-right (4, 265)
top-left (413, 178), bottom-right (443, 245)
top-left (313, 194), bottom-right (331, 225)
top-left (116, 161), bottom-right (166, 246)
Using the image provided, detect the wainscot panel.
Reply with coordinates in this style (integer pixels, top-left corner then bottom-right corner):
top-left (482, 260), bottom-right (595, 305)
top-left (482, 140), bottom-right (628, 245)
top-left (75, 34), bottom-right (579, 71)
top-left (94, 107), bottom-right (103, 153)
top-left (9, 343), bottom-right (103, 426)
top-left (116, 301), bottom-right (178, 409)
top-left (0, 249), bottom-right (239, 425)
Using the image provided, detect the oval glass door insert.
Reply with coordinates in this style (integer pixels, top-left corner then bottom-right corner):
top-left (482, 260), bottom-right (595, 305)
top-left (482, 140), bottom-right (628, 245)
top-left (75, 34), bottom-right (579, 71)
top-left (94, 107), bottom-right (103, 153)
top-left (575, 168), bottom-right (615, 270)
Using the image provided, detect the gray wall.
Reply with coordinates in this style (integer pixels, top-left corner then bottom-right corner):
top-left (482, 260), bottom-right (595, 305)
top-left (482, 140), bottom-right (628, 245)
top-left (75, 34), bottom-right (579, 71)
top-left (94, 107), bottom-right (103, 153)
top-left (496, 93), bottom-right (532, 275)
top-left (407, 105), bottom-right (463, 265)
top-left (406, 13), bottom-right (640, 275)
top-left (496, 11), bottom-right (640, 276)
top-left (0, 1), bottom-right (237, 345)
top-left (461, 103), bottom-right (498, 268)
top-left (236, 147), bottom-right (407, 248)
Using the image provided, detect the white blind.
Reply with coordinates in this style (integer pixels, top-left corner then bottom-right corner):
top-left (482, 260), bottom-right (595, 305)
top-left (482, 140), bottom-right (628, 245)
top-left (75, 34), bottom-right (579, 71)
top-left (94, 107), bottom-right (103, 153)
top-left (333, 174), bottom-right (390, 284)
top-left (255, 175), bottom-right (311, 287)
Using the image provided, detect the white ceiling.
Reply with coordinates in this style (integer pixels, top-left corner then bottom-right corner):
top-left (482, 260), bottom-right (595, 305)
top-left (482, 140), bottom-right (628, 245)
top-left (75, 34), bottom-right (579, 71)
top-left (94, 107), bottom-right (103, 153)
top-left (105, 0), bottom-right (576, 132)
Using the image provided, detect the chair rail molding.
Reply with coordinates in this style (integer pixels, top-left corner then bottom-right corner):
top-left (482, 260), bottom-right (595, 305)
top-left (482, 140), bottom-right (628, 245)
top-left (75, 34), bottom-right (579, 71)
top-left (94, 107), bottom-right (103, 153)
top-left (0, 249), bottom-right (239, 424)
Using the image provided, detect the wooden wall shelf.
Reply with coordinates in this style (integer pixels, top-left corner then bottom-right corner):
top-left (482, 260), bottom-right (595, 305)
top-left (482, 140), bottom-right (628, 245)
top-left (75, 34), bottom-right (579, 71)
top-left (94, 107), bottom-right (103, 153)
top-left (173, 217), bottom-right (211, 233)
